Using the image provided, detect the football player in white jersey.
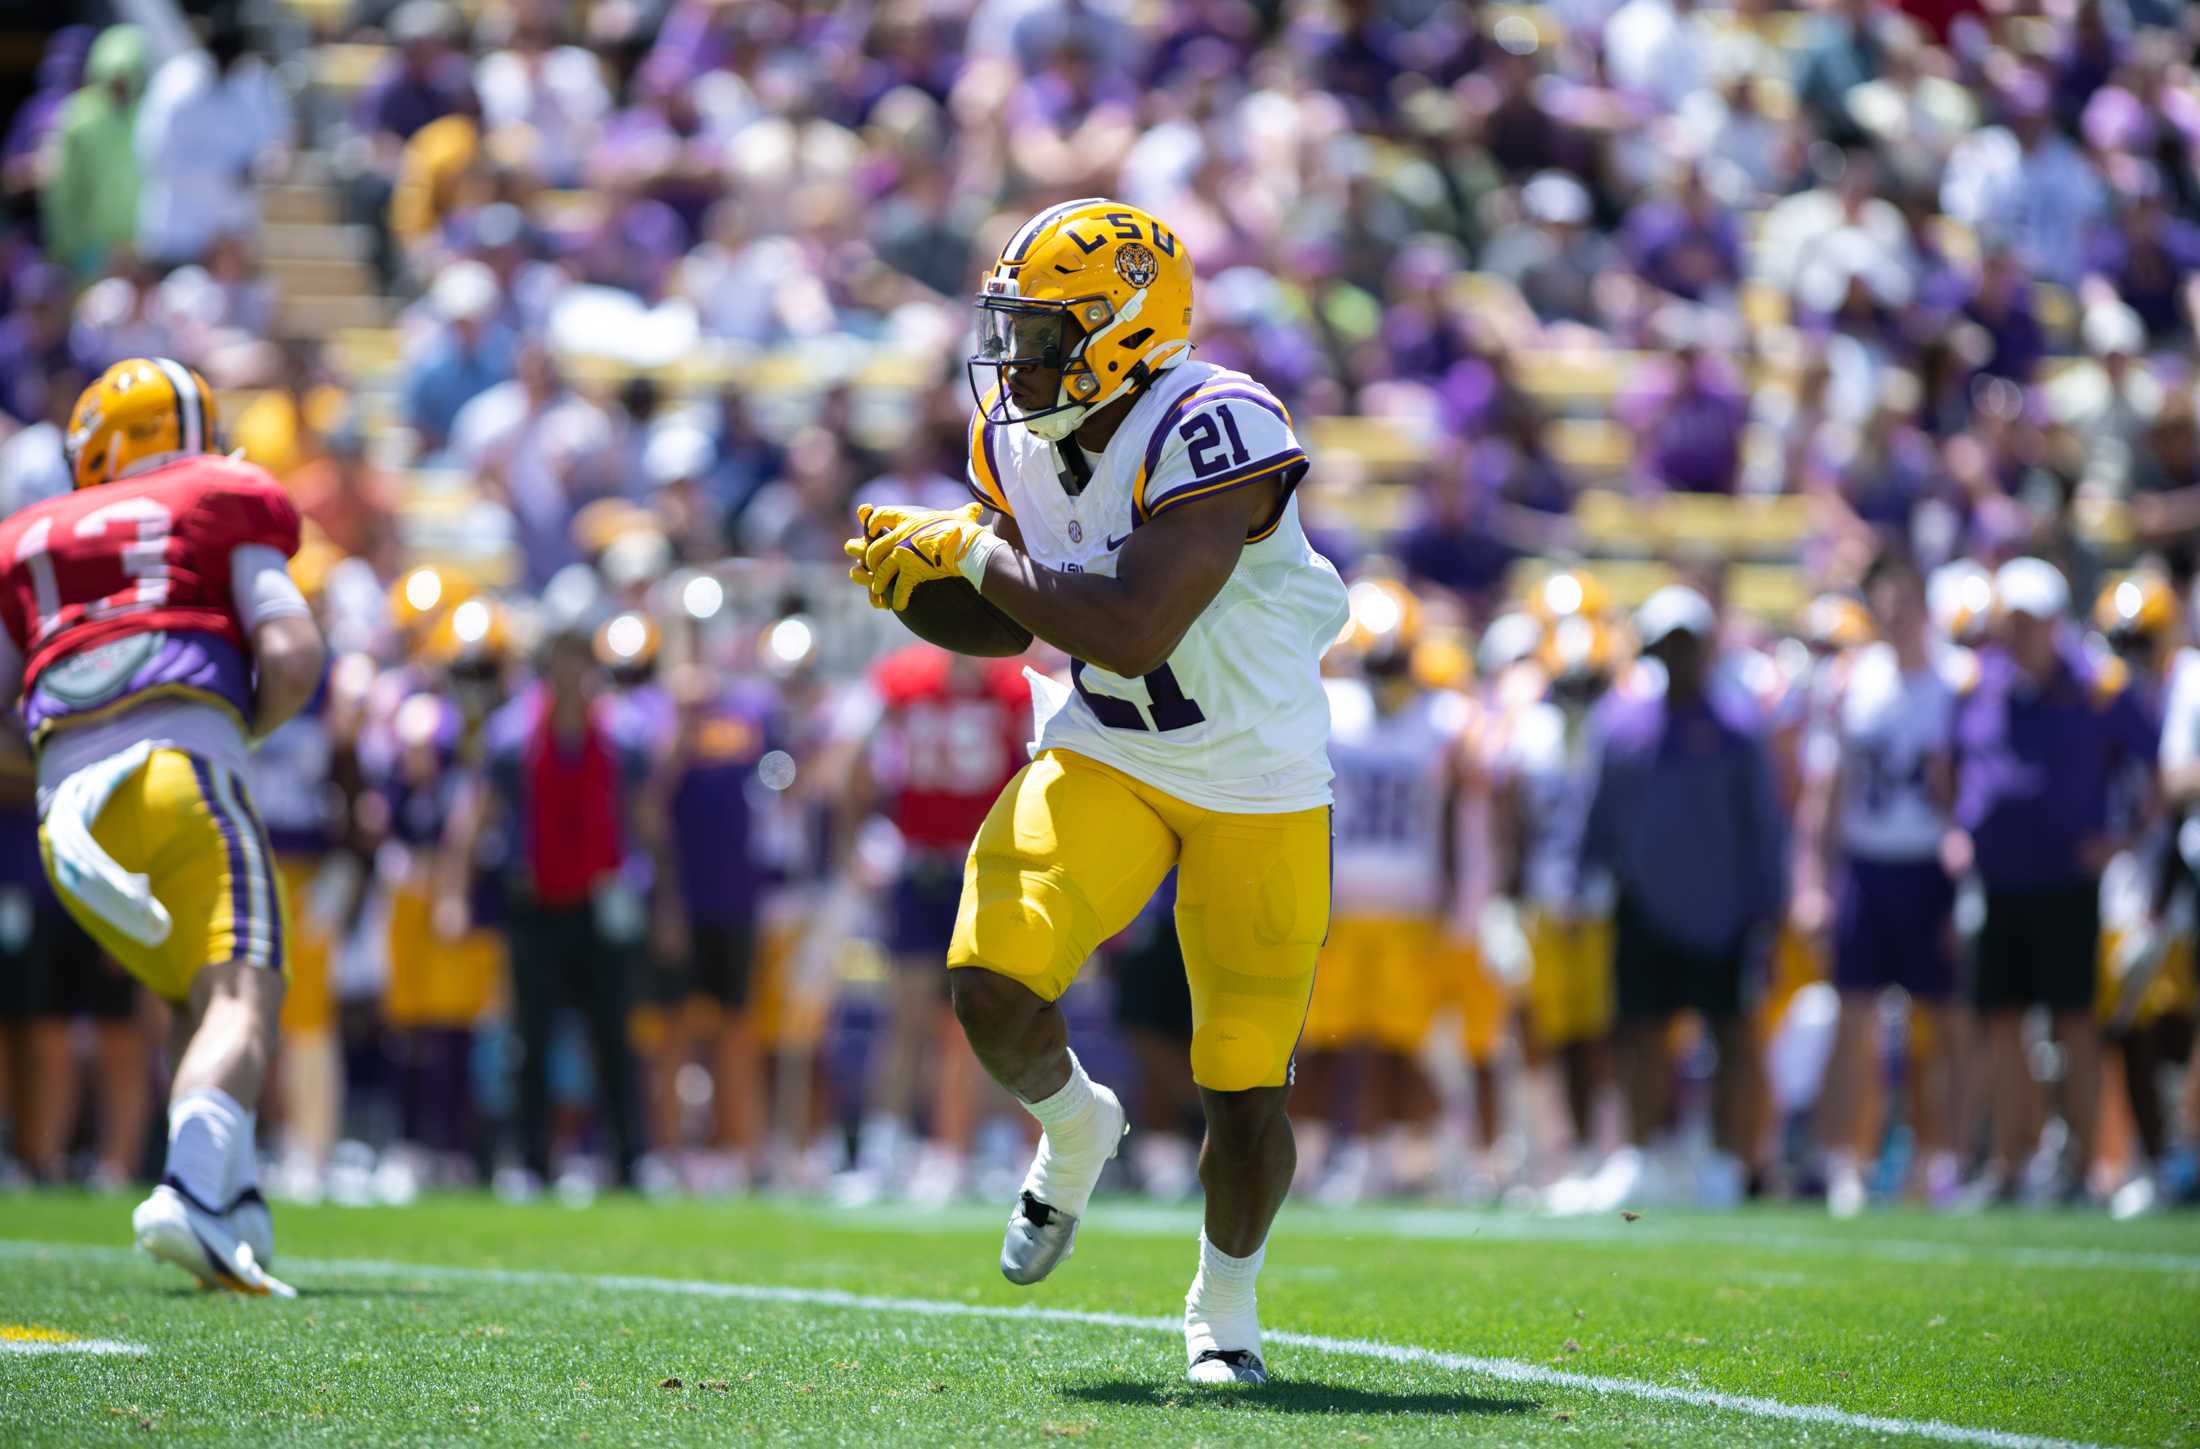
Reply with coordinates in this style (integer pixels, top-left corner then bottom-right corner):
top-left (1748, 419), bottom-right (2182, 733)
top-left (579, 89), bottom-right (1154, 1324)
top-left (1501, 574), bottom-right (1621, 1187)
top-left (1796, 553), bottom-right (1963, 1215)
top-left (1299, 578), bottom-right (1475, 1203)
top-left (849, 199), bottom-right (1348, 1386)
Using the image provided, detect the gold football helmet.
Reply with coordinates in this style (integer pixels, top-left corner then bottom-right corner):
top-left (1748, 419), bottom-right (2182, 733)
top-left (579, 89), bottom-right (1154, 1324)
top-left (969, 198), bottom-right (1195, 441)
top-left (66, 356), bottom-right (219, 489)
top-left (2093, 572), bottom-right (2177, 641)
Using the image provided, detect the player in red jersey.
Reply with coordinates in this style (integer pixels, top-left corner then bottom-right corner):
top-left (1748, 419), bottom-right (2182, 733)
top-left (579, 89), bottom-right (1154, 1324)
top-left (0, 358), bottom-right (324, 1295)
top-left (841, 643), bottom-right (1032, 1204)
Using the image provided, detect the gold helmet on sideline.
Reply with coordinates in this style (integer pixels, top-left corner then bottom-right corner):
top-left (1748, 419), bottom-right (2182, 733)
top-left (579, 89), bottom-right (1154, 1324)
top-left (66, 357), bottom-right (220, 490)
top-left (1336, 577), bottom-right (1426, 685)
top-left (1529, 567), bottom-right (1612, 626)
top-left (424, 597), bottom-right (514, 671)
top-left (2093, 572), bottom-right (2178, 648)
top-left (970, 198), bottom-right (1195, 441)
top-left (390, 563), bottom-right (477, 652)
top-left (1799, 593), bottom-right (1875, 653)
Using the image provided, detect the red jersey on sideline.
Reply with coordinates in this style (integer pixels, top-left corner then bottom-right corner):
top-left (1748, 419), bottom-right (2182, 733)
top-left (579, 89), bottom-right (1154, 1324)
top-left (869, 645), bottom-right (1030, 850)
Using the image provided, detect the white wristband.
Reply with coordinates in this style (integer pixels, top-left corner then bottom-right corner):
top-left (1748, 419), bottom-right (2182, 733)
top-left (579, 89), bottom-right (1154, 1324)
top-left (958, 528), bottom-right (1007, 589)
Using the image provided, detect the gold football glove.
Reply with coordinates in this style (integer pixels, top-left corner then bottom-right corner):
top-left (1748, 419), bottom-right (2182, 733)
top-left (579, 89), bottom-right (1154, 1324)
top-left (843, 501), bottom-right (990, 611)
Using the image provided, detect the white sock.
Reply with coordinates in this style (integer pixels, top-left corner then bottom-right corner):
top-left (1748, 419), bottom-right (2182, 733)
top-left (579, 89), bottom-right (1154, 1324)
top-left (1185, 1230), bottom-right (1265, 1358)
top-left (1021, 1052), bottom-right (1107, 1216)
top-left (166, 1088), bottom-right (247, 1210)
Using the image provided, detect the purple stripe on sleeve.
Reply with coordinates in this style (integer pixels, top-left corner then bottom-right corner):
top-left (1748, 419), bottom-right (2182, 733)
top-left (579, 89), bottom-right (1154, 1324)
top-left (1146, 448), bottom-right (1309, 516)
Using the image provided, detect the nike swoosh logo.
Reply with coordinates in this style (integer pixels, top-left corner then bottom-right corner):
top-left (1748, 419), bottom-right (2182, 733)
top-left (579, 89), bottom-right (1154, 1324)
top-left (1105, 532), bottom-right (1130, 551)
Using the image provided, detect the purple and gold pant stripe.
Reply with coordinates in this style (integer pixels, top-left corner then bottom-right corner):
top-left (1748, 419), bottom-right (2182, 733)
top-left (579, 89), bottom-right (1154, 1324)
top-left (189, 757), bottom-right (283, 972)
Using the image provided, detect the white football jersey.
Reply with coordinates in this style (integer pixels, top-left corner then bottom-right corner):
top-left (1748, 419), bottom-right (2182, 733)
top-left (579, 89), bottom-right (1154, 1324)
top-left (968, 359), bottom-right (1349, 812)
top-left (1836, 642), bottom-right (1956, 862)
top-left (1325, 680), bottom-right (1469, 916)
top-left (1507, 697), bottom-right (1614, 915)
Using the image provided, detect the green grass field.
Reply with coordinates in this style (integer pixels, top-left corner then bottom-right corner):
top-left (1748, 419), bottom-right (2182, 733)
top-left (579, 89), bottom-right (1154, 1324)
top-left (3, 1191), bottom-right (2196, 1446)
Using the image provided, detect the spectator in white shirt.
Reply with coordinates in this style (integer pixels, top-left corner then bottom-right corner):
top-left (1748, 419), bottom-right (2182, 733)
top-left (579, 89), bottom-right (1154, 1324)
top-left (134, 22), bottom-right (291, 268)
top-left (474, 0), bottom-right (610, 188)
top-left (1940, 71), bottom-right (2107, 287)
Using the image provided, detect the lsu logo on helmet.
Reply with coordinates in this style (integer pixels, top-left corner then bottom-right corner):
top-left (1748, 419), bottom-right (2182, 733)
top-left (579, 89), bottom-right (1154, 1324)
top-left (969, 198), bottom-right (1196, 441)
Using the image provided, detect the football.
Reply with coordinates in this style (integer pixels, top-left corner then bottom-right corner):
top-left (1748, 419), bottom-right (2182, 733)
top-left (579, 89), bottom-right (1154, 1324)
top-left (893, 576), bottom-right (1033, 656)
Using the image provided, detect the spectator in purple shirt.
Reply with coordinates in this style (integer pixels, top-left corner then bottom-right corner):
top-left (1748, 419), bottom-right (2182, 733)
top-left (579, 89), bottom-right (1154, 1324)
top-left (1622, 162), bottom-right (1743, 305)
top-left (0, 264), bottom-right (78, 426)
top-left (349, 1), bottom-right (479, 282)
top-left (1578, 586), bottom-right (1788, 1207)
top-left (1620, 325), bottom-right (1749, 493)
top-left (1389, 446), bottom-right (1525, 617)
top-left (355, 1), bottom-right (479, 146)
top-left (1962, 250), bottom-right (2046, 383)
top-left (1951, 557), bottom-right (2160, 1202)
top-left (2, 27), bottom-right (90, 204)
top-left (2085, 180), bottom-right (2200, 344)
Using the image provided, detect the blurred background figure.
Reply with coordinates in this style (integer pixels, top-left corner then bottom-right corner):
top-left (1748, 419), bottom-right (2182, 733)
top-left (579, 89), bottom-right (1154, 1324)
top-left (1953, 559), bottom-right (2156, 1205)
top-left (471, 603), bottom-right (652, 1198)
top-left (1801, 552), bottom-right (1963, 1215)
top-left (1297, 578), bottom-right (1478, 1205)
top-left (838, 644), bottom-right (1029, 1207)
top-left (1563, 586), bottom-right (1787, 1211)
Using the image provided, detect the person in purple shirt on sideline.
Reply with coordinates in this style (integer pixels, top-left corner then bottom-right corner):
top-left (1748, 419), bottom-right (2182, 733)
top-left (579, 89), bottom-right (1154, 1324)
top-left (641, 666), bottom-right (784, 1187)
top-left (1572, 586), bottom-right (1788, 1210)
top-left (1950, 557), bottom-right (2159, 1204)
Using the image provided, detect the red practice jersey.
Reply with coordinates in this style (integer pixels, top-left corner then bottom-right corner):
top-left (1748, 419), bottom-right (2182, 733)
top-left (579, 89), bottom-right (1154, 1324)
top-left (0, 456), bottom-right (301, 735)
top-left (869, 645), bottom-right (1031, 850)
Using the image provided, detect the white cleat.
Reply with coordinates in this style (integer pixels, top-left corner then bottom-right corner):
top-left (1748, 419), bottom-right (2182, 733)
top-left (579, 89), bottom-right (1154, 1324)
top-left (132, 1183), bottom-right (295, 1298)
top-left (228, 1187), bottom-right (275, 1267)
top-left (1186, 1275), bottom-right (1264, 1385)
top-left (999, 1085), bottom-right (1127, 1286)
top-left (1187, 1349), bottom-right (1268, 1386)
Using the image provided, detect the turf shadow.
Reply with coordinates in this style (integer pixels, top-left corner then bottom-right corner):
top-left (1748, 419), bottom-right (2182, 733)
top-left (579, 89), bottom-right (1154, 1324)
top-left (1060, 1380), bottom-right (1537, 1417)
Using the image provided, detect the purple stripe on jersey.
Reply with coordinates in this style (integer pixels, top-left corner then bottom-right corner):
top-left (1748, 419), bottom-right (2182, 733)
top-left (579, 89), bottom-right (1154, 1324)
top-left (191, 755), bottom-right (254, 969)
top-left (1147, 448), bottom-right (1309, 515)
top-left (24, 630), bottom-right (255, 737)
top-left (1138, 386), bottom-right (1294, 500)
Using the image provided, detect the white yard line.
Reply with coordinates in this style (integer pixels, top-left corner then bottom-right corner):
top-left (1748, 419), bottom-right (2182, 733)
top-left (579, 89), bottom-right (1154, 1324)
top-left (1, 1336), bottom-right (147, 1357)
top-left (836, 1202), bottom-right (2200, 1276)
top-left (0, 1241), bottom-right (2119, 1448)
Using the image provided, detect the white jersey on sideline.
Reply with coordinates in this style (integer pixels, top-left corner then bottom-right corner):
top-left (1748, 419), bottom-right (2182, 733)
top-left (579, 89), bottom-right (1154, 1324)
top-left (1508, 696), bottom-right (1613, 916)
top-left (1836, 641), bottom-right (1956, 863)
top-left (969, 359), bottom-right (1349, 812)
top-left (1325, 679), bottom-right (1468, 917)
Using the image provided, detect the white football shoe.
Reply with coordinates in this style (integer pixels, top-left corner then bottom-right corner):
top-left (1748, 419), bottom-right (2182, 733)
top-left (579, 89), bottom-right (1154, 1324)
top-left (228, 1186), bottom-right (275, 1267)
top-left (132, 1183), bottom-right (295, 1298)
top-left (999, 1084), bottom-right (1127, 1286)
top-left (1186, 1287), bottom-right (1267, 1386)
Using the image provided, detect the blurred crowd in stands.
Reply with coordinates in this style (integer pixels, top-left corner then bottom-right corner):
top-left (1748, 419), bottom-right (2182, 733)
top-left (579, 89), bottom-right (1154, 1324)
top-left (0, 0), bottom-right (2196, 1215)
